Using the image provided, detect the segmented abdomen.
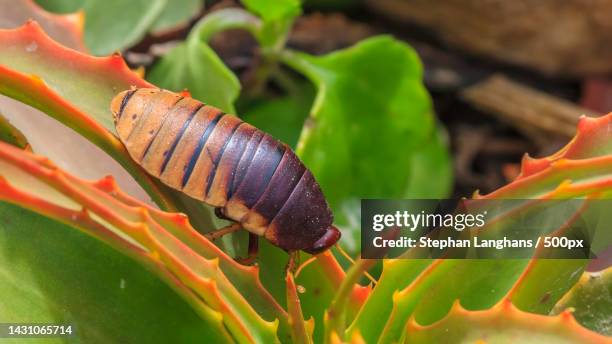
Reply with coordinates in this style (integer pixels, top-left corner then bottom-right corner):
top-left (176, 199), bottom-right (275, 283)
top-left (111, 88), bottom-right (333, 250)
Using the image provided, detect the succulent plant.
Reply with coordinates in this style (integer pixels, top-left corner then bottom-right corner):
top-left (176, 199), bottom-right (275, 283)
top-left (0, 2), bottom-right (610, 343)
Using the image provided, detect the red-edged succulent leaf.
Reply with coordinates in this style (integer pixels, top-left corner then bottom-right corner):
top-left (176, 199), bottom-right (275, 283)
top-left (0, 4), bottom-right (154, 205)
top-left (0, 141), bottom-right (291, 343)
top-left (0, 21), bottom-right (226, 238)
top-left (286, 273), bottom-right (314, 344)
top-left (350, 113), bottom-right (612, 343)
top-left (324, 258), bottom-right (375, 343)
top-left (552, 268), bottom-right (612, 336)
top-left (478, 114), bottom-right (612, 199)
top-left (403, 299), bottom-right (610, 343)
top-left (0, 21), bottom-right (178, 207)
top-left (0, 0), bottom-right (85, 51)
top-left (0, 23), bottom-right (353, 339)
top-left (291, 249), bottom-right (369, 344)
top-left (0, 113), bottom-right (30, 150)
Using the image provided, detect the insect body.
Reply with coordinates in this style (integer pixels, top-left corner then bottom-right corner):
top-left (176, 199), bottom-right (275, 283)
top-left (110, 88), bottom-right (340, 256)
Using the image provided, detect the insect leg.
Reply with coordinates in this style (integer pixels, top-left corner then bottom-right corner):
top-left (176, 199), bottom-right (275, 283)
top-left (285, 251), bottom-right (300, 275)
top-left (236, 233), bottom-right (259, 265)
top-left (205, 222), bottom-right (242, 240)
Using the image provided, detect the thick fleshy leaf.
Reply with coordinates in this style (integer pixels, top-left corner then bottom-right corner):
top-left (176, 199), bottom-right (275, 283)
top-left (0, 1), bottom-right (152, 203)
top-left (0, 113), bottom-right (29, 149)
top-left (150, 0), bottom-right (202, 34)
top-left (36, 0), bottom-right (167, 55)
top-left (324, 258), bottom-right (376, 342)
top-left (552, 268), bottom-right (612, 336)
top-left (0, 22), bottom-right (224, 231)
top-left (347, 259), bottom-right (431, 342)
top-left (349, 113), bottom-right (612, 343)
top-left (0, 0), bottom-right (85, 51)
top-left (286, 273), bottom-right (314, 344)
top-left (148, 8), bottom-right (261, 113)
top-left (377, 260), bottom-right (531, 344)
top-left (403, 300), bottom-right (609, 343)
top-left (0, 141), bottom-right (289, 343)
top-left (0, 201), bottom-right (231, 343)
top-left (281, 37), bottom-right (451, 247)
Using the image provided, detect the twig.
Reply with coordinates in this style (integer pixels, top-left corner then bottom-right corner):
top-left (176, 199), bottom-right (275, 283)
top-left (461, 75), bottom-right (598, 140)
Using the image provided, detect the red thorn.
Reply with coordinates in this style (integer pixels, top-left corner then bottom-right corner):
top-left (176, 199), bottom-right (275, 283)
top-left (93, 175), bottom-right (116, 192)
top-left (518, 153), bottom-right (550, 179)
top-left (560, 310), bottom-right (574, 321)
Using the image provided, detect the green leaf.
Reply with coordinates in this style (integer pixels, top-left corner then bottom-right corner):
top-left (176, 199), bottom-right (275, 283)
top-left (83, 0), bottom-right (166, 55)
top-left (35, 0), bottom-right (83, 13)
top-left (240, 82), bottom-right (315, 148)
top-left (0, 113), bottom-right (29, 149)
top-left (552, 268), bottom-right (612, 336)
top-left (150, 0), bottom-right (202, 34)
top-left (148, 8), bottom-right (261, 113)
top-left (36, 0), bottom-right (167, 55)
top-left (404, 300), bottom-right (609, 344)
top-left (241, 0), bottom-right (301, 22)
top-left (0, 201), bottom-right (230, 343)
top-left (281, 36), bottom-right (451, 246)
top-left (347, 259), bottom-right (431, 342)
top-left (147, 36), bottom-right (238, 113)
top-left (0, 141), bottom-right (287, 343)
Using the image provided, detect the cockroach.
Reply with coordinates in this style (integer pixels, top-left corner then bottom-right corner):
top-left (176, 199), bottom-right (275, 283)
top-left (110, 88), bottom-right (341, 264)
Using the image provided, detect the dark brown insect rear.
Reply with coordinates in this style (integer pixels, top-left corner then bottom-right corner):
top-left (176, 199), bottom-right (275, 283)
top-left (110, 88), bottom-right (340, 254)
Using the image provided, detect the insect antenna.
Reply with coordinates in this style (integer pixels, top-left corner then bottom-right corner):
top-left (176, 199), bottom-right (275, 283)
top-left (294, 245), bottom-right (378, 285)
top-left (294, 255), bottom-right (317, 279)
top-left (334, 244), bottom-right (378, 285)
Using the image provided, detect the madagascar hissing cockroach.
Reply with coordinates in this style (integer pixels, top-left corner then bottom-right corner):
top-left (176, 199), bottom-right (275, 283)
top-left (110, 88), bottom-right (341, 263)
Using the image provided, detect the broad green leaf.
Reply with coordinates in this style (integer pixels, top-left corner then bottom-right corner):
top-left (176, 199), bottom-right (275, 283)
top-left (404, 128), bottom-right (452, 197)
top-left (151, 0), bottom-right (202, 34)
top-left (0, 201), bottom-right (229, 343)
top-left (147, 39), bottom-right (238, 113)
top-left (240, 82), bottom-right (315, 148)
top-left (403, 300), bottom-right (609, 343)
top-left (148, 8), bottom-right (261, 113)
top-left (552, 268), bottom-right (612, 336)
top-left (35, 0), bottom-right (83, 13)
top-left (281, 36), bottom-right (451, 246)
top-left (241, 0), bottom-right (301, 22)
top-left (36, 0), bottom-right (167, 55)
